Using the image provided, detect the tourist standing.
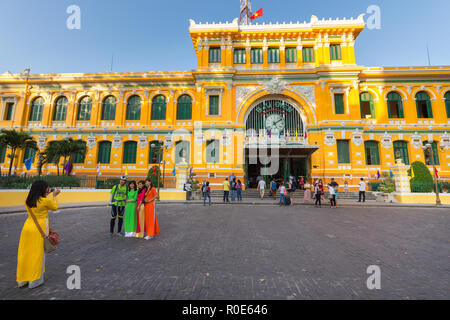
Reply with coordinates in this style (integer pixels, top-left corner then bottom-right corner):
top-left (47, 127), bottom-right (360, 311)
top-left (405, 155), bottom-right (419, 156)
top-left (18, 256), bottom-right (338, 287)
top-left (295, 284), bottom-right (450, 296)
top-left (270, 179), bottom-right (277, 199)
top-left (223, 178), bottom-right (230, 202)
top-left (17, 180), bottom-right (60, 289)
top-left (257, 177), bottom-right (266, 199)
top-left (358, 178), bottom-right (366, 202)
top-left (109, 176), bottom-right (128, 237)
top-left (135, 181), bottom-right (147, 238)
top-left (230, 178), bottom-right (237, 202)
top-left (344, 180), bottom-right (349, 193)
top-left (236, 180), bottom-right (243, 202)
top-left (299, 176), bottom-right (305, 190)
top-left (318, 179), bottom-right (324, 201)
top-left (328, 183), bottom-right (337, 208)
top-left (329, 178), bottom-right (339, 206)
top-left (314, 182), bottom-right (322, 208)
top-left (279, 181), bottom-right (287, 206)
top-left (143, 179), bottom-right (160, 240)
top-left (124, 181), bottom-right (138, 237)
top-left (202, 181), bottom-right (211, 206)
top-left (184, 179), bottom-right (192, 201)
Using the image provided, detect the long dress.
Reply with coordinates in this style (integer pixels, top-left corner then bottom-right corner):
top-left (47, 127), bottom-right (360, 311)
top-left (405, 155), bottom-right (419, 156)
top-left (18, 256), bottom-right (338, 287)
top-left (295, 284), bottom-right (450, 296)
top-left (144, 187), bottom-right (160, 237)
top-left (124, 189), bottom-right (138, 236)
top-left (135, 189), bottom-right (146, 238)
top-left (17, 196), bottom-right (58, 285)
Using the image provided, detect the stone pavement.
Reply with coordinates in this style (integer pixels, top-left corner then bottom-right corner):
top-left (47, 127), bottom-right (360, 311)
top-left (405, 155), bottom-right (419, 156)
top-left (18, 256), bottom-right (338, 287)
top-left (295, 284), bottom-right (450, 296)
top-left (0, 204), bottom-right (448, 300)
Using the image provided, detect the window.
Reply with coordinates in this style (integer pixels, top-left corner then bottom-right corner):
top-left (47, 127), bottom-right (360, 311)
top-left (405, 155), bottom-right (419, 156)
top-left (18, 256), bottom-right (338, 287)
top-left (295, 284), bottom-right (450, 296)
top-left (4, 102), bottom-right (14, 120)
top-left (445, 91), bottom-right (450, 118)
top-left (251, 48), bottom-right (263, 64)
top-left (302, 47), bottom-right (315, 63)
top-left (23, 146), bottom-right (35, 163)
top-left (268, 48), bottom-right (280, 63)
top-left (330, 44), bottom-right (342, 60)
top-left (126, 95), bottom-right (141, 120)
top-left (77, 96), bottom-right (92, 121)
top-left (285, 47), bottom-right (297, 63)
top-left (101, 96), bottom-right (116, 121)
top-left (53, 96), bottom-right (68, 121)
top-left (415, 91), bottom-right (433, 119)
top-left (0, 145), bottom-right (6, 163)
top-left (334, 93), bottom-right (345, 114)
top-left (206, 140), bottom-right (219, 163)
top-left (175, 141), bottom-right (190, 164)
top-left (234, 49), bottom-right (246, 64)
top-left (123, 141), bottom-right (137, 164)
top-left (387, 92), bottom-right (404, 118)
top-left (364, 141), bottom-right (380, 165)
top-left (177, 95), bottom-right (192, 120)
top-left (73, 141), bottom-right (87, 164)
top-left (151, 95), bottom-right (166, 120)
top-left (393, 141), bottom-right (409, 165)
top-left (360, 92), bottom-right (375, 119)
top-left (337, 140), bottom-right (350, 163)
top-left (97, 141), bottom-right (111, 164)
top-left (149, 141), bottom-right (163, 163)
top-left (423, 141), bottom-right (440, 166)
top-left (29, 97), bottom-right (44, 121)
top-left (209, 95), bottom-right (219, 115)
top-left (209, 47), bottom-right (221, 63)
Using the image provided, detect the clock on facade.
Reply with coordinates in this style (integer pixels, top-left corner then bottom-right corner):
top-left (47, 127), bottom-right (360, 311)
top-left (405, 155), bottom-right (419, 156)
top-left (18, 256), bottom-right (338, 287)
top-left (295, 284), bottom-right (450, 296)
top-left (265, 114), bottom-right (285, 131)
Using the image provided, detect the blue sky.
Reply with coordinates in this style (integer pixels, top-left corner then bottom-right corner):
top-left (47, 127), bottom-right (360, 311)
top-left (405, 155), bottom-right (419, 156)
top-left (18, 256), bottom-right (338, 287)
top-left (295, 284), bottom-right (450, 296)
top-left (0, 0), bottom-right (449, 74)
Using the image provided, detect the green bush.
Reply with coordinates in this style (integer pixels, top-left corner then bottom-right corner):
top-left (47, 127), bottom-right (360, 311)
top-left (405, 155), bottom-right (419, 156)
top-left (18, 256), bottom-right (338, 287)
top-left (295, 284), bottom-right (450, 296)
top-left (368, 182), bottom-right (381, 191)
top-left (147, 166), bottom-right (164, 188)
top-left (408, 161), bottom-right (433, 193)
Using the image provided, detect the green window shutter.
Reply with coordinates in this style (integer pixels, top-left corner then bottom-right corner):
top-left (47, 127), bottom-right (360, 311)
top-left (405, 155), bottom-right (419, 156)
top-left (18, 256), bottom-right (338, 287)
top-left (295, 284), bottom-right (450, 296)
top-left (123, 141), bottom-right (137, 164)
top-left (394, 141), bottom-right (409, 165)
top-left (5, 103), bottom-right (14, 120)
top-left (73, 141), bottom-right (87, 164)
top-left (30, 98), bottom-right (44, 121)
top-left (177, 95), bottom-right (192, 120)
top-left (102, 96), bottom-right (116, 121)
top-left (206, 140), bottom-right (219, 163)
top-left (209, 47), bottom-right (221, 63)
top-left (337, 140), bottom-right (350, 163)
top-left (364, 141), bottom-right (380, 165)
top-left (126, 95), bottom-right (141, 120)
top-left (334, 94), bottom-right (345, 114)
top-left (149, 141), bottom-right (163, 163)
top-left (268, 48), bottom-right (280, 63)
top-left (445, 92), bottom-right (450, 118)
top-left (77, 97), bottom-right (92, 121)
top-left (416, 91), bottom-right (432, 118)
top-left (98, 141), bottom-right (111, 164)
top-left (251, 48), bottom-right (263, 63)
top-left (360, 92), bottom-right (375, 119)
top-left (330, 44), bottom-right (342, 60)
top-left (387, 92), bottom-right (404, 118)
top-left (151, 95), bottom-right (166, 120)
top-left (234, 49), bottom-right (246, 64)
top-left (0, 146), bottom-right (6, 163)
top-left (209, 95), bottom-right (219, 115)
top-left (53, 97), bottom-right (68, 121)
top-left (285, 47), bottom-right (297, 63)
top-left (302, 47), bottom-right (314, 63)
top-left (23, 147), bottom-right (35, 163)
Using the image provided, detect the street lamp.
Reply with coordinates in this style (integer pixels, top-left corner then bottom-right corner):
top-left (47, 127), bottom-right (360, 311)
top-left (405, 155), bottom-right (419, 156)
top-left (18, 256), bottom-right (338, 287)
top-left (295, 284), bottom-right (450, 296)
top-left (421, 140), bottom-right (441, 205)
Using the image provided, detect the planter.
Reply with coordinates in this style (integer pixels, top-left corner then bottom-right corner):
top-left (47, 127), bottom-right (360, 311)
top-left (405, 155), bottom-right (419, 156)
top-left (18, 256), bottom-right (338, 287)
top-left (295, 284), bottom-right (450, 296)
top-left (191, 190), bottom-right (202, 200)
top-left (375, 192), bottom-right (396, 203)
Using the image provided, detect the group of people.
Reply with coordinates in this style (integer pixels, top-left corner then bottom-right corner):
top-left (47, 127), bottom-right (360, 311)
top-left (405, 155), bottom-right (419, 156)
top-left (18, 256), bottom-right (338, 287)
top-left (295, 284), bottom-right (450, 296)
top-left (109, 176), bottom-right (160, 240)
top-left (221, 173), bottom-right (243, 203)
top-left (313, 178), bottom-right (339, 208)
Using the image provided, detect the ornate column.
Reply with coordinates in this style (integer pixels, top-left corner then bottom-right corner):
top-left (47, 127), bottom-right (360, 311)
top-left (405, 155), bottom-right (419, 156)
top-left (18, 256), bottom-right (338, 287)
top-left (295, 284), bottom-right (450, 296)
top-left (279, 37), bottom-right (286, 69)
top-left (262, 37), bottom-right (268, 69)
top-left (296, 36), bottom-right (303, 68)
top-left (391, 158), bottom-right (411, 193)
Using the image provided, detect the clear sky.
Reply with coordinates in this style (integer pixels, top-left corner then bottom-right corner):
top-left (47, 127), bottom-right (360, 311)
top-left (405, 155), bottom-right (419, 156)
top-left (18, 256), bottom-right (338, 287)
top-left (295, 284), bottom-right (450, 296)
top-left (0, 0), bottom-right (449, 75)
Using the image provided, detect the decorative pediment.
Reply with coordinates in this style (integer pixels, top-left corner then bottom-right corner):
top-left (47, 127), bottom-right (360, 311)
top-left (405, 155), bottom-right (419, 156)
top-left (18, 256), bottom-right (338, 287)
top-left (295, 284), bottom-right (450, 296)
top-left (37, 135), bottom-right (47, 150)
top-left (235, 86), bottom-right (261, 110)
top-left (351, 129), bottom-right (364, 146)
top-left (87, 135), bottom-right (97, 149)
top-left (381, 133), bottom-right (393, 149)
top-left (138, 133), bottom-right (148, 149)
top-left (112, 133), bottom-right (122, 149)
top-left (324, 129), bottom-right (336, 146)
top-left (261, 77), bottom-right (288, 94)
top-left (410, 133), bottom-right (423, 149)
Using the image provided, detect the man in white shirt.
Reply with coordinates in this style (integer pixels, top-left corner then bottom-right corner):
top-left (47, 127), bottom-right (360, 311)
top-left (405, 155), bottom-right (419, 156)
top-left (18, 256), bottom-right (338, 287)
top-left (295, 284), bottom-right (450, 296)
top-left (257, 178), bottom-right (266, 199)
top-left (358, 178), bottom-right (366, 202)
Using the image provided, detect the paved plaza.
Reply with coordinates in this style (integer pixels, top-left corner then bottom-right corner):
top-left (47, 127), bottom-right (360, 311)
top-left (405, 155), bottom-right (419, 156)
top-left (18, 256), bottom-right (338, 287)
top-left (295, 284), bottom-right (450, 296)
top-left (0, 203), bottom-right (448, 300)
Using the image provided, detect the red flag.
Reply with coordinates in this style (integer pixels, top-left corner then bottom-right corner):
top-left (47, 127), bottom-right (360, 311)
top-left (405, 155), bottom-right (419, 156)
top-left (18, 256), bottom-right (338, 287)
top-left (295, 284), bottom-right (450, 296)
top-left (250, 8), bottom-right (263, 20)
top-left (434, 167), bottom-right (439, 179)
top-left (154, 166), bottom-right (157, 175)
top-left (304, 130), bottom-right (307, 139)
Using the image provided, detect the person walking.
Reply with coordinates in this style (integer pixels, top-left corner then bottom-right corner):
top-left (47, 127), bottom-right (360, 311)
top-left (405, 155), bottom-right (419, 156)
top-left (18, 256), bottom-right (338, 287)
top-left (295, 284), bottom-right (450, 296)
top-left (202, 181), bottom-right (211, 206)
top-left (270, 179), bottom-right (277, 199)
top-left (109, 176), bottom-right (128, 237)
top-left (124, 181), bottom-right (138, 237)
top-left (17, 180), bottom-right (61, 289)
top-left (230, 178), bottom-right (237, 202)
top-left (143, 179), bottom-right (160, 240)
top-left (135, 180), bottom-right (147, 238)
top-left (314, 182), bottom-right (322, 208)
top-left (358, 178), bottom-right (366, 202)
top-left (236, 180), bottom-right (243, 202)
top-left (328, 183), bottom-right (337, 208)
top-left (318, 179), bottom-right (324, 201)
top-left (329, 178), bottom-right (339, 206)
top-left (279, 181), bottom-right (287, 206)
top-left (257, 177), bottom-right (266, 200)
top-left (223, 178), bottom-right (230, 203)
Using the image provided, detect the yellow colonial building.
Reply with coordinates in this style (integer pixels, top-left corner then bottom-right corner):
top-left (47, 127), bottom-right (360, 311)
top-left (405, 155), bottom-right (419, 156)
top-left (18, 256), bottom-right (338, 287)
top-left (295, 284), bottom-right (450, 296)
top-left (1, 14), bottom-right (450, 190)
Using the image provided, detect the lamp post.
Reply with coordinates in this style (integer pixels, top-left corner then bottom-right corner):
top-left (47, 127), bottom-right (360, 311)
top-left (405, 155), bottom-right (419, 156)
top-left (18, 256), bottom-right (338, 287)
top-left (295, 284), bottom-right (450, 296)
top-left (422, 140), bottom-right (441, 205)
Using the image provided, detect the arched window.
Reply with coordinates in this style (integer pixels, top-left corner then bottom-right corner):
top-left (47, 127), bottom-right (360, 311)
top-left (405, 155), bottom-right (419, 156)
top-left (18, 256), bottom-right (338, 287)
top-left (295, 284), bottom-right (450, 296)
top-left (101, 96), bottom-right (116, 121)
top-left (126, 95), bottom-right (141, 120)
top-left (444, 91), bottom-right (450, 118)
top-left (423, 141), bottom-right (440, 166)
top-left (415, 91), bottom-right (433, 118)
top-left (393, 141), bottom-right (409, 165)
top-left (364, 141), bottom-right (380, 165)
top-left (175, 141), bottom-right (190, 164)
top-left (23, 146), bottom-right (36, 163)
top-left (77, 96), bottom-right (92, 121)
top-left (151, 95), bottom-right (166, 120)
top-left (149, 140), bottom-right (163, 163)
top-left (29, 97), bottom-right (44, 121)
top-left (387, 92), bottom-right (404, 119)
top-left (176, 95), bottom-right (192, 120)
top-left (97, 141), bottom-right (112, 164)
top-left (53, 96), bottom-right (68, 121)
top-left (206, 140), bottom-right (220, 163)
top-left (123, 141), bottom-right (137, 164)
top-left (360, 92), bottom-right (375, 119)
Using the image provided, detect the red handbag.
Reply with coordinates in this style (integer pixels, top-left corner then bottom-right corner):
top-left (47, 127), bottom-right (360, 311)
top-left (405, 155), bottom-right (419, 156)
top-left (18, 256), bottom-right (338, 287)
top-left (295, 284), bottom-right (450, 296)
top-left (26, 205), bottom-right (59, 253)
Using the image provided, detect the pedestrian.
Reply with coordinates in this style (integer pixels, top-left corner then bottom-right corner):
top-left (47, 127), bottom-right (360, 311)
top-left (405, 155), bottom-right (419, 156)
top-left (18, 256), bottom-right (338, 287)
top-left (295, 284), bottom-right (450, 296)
top-left (202, 181), bottom-right (211, 206)
top-left (109, 176), bottom-right (128, 237)
top-left (314, 182), bottom-right (322, 208)
top-left (124, 180), bottom-right (138, 237)
top-left (135, 180), bottom-right (147, 238)
top-left (236, 179), bottom-right (243, 202)
top-left (143, 179), bottom-right (160, 240)
top-left (286, 180), bottom-right (294, 206)
top-left (329, 178), bottom-right (339, 206)
top-left (223, 178), bottom-right (230, 202)
top-left (229, 172), bottom-right (236, 183)
top-left (257, 177), bottom-right (266, 199)
top-left (230, 178), bottom-right (237, 202)
top-left (358, 178), bottom-right (366, 202)
top-left (344, 180), bottom-right (349, 193)
top-left (17, 180), bottom-right (61, 289)
top-left (299, 176), bottom-right (305, 190)
top-left (318, 179), bottom-right (324, 201)
top-left (328, 183), bottom-right (337, 208)
top-left (184, 179), bottom-right (192, 201)
top-left (270, 178), bottom-right (277, 199)
top-left (279, 181), bottom-right (287, 206)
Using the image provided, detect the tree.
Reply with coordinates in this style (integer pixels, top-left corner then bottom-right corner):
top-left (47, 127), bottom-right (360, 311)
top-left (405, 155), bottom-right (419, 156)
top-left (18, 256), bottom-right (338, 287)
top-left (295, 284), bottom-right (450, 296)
top-left (408, 161), bottom-right (433, 193)
top-left (0, 129), bottom-right (37, 176)
top-left (40, 138), bottom-right (87, 176)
